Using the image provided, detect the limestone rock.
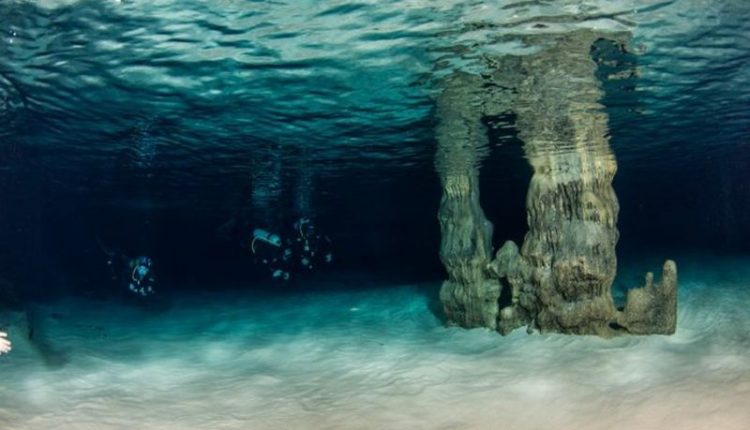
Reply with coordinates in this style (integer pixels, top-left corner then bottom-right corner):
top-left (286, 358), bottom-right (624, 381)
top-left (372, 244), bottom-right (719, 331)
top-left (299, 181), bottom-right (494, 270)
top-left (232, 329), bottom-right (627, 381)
top-left (617, 260), bottom-right (678, 334)
top-left (489, 241), bottom-right (532, 334)
top-left (435, 31), bottom-right (677, 338)
top-left (506, 31), bottom-right (620, 336)
top-left (439, 279), bottom-right (501, 329)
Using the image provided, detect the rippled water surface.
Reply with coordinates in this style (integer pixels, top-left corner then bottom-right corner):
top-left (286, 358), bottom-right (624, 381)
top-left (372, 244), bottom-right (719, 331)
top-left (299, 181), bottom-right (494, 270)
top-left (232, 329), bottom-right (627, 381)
top-left (1, 0), bottom-right (748, 211)
top-left (2, 2), bottom-right (750, 429)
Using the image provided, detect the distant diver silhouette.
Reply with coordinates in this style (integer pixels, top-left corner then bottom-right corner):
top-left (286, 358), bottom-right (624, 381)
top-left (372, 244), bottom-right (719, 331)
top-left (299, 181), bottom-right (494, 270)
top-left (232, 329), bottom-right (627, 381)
top-left (97, 238), bottom-right (156, 297)
top-left (248, 218), bottom-right (333, 281)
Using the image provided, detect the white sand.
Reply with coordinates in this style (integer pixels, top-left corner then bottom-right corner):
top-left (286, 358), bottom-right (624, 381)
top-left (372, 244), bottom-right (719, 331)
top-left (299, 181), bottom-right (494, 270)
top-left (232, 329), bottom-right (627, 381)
top-left (1, 256), bottom-right (749, 430)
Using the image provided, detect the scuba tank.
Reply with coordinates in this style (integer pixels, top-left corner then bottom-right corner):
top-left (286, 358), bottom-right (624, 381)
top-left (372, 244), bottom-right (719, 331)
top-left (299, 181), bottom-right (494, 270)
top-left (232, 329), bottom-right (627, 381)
top-left (251, 228), bottom-right (282, 253)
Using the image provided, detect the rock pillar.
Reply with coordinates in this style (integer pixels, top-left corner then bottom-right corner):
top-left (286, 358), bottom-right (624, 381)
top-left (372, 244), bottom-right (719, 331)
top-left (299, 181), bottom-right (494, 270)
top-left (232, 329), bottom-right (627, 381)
top-left (435, 73), bottom-right (500, 329)
top-left (506, 32), bottom-right (620, 335)
top-left (436, 31), bottom-right (677, 337)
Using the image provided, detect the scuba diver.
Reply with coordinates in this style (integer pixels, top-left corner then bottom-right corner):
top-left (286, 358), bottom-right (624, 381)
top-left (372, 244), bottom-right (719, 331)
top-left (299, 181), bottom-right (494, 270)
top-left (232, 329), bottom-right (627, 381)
top-left (99, 240), bottom-right (156, 297)
top-left (126, 256), bottom-right (155, 297)
top-left (247, 217), bottom-right (333, 281)
top-left (0, 331), bottom-right (10, 355)
top-left (225, 157), bottom-right (333, 281)
top-left (292, 217), bottom-right (333, 269)
top-left (248, 227), bottom-right (291, 280)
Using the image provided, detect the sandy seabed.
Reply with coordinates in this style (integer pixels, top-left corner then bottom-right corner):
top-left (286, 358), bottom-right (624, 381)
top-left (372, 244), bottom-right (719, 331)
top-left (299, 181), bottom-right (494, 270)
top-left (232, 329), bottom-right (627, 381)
top-left (1, 256), bottom-right (749, 430)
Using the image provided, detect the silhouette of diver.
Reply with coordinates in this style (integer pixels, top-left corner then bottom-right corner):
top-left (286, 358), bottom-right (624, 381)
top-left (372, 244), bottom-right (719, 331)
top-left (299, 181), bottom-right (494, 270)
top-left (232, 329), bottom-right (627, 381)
top-left (247, 217), bottom-right (333, 281)
top-left (98, 240), bottom-right (156, 297)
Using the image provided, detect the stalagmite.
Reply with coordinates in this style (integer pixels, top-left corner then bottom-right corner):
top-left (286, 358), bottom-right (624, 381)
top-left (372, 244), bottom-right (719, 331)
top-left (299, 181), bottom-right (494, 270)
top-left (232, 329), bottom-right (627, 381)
top-left (617, 260), bottom-right (678, 334)
top-left (436, 31), bottom-right (678, 337)
top-left (502, 32), bottom-right (620, 336)
top-left (435, 72), bottom-right (499, 329)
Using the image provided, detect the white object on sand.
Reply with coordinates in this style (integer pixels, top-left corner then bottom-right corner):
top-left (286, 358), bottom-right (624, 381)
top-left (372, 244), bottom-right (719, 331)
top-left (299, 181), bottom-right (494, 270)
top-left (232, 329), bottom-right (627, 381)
top-left (0, 331), bottom-right (11, 355)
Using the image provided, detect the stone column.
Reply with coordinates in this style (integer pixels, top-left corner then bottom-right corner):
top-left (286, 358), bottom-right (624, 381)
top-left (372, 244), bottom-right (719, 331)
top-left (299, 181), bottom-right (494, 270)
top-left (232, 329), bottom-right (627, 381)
top-left (497, 32), bottom-right (620, 335)
top-left (437, 31), bottom-right (677, 337)
top-left (435, 72), bottom-right (500, 329)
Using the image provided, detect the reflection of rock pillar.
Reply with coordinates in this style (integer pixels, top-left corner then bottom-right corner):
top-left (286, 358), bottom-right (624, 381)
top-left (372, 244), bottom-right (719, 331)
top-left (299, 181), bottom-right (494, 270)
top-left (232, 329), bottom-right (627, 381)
top-left (435, 73), bottom-right (500, 329)
top-left (511, 32), bottom-right (619, 335)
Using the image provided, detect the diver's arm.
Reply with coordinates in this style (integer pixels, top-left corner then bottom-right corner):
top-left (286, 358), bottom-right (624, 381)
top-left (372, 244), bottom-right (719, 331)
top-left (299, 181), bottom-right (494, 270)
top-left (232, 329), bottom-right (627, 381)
top-left (0, 331), bottom-right (11, 355)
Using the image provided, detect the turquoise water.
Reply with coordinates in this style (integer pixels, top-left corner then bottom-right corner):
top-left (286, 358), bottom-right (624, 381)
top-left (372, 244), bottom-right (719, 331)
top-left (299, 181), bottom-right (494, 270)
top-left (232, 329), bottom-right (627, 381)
top-left (1, 254), bottom-right (750, 429)
top-left (1, 1), bottom-right (750, 429)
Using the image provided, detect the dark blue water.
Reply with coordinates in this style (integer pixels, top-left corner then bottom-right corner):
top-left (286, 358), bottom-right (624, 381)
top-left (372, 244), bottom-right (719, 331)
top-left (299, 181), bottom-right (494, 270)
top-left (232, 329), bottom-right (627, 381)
top-left (1, 1), bottom-right (750, 429)
top-left (0, 0), bottom-right (747, 293)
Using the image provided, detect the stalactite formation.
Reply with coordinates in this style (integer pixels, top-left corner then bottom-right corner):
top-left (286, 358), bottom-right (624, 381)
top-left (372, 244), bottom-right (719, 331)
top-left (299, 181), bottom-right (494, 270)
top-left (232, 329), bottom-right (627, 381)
top-left (435, 72), bottom-right (500, 329)
top-left (436, 30), bottom-right (677, 337)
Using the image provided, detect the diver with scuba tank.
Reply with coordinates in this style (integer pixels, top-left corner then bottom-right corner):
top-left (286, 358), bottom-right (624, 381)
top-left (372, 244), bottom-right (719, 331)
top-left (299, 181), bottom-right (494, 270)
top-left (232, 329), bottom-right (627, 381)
top-left (99, 240), bottom-right (156, 297)
top-left (248, 217), bottom-right (333, 281)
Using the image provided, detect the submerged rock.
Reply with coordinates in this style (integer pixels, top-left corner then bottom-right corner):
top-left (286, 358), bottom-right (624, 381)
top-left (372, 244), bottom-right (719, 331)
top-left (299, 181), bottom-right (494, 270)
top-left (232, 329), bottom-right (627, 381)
top-left (435, 72), bottom-right (499, 329)
top-left (435, 30), bottom-right (677, 338)
top-left (617, 260), bottom-right (678, 335)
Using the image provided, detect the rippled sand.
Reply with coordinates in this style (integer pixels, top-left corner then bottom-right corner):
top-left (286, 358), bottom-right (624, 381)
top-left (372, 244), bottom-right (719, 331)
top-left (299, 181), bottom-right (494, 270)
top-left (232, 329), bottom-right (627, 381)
top-left (1, 260), bottom-right (749, 430)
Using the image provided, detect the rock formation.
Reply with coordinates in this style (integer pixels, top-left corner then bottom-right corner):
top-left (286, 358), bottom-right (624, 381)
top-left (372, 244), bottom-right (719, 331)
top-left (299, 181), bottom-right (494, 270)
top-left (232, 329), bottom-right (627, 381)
top-left (436, 30), bottom-right (677, 337)
top-left (435, 72), bottom-right (500, 329)
top-left (617, 260), bottom-right (678, 334)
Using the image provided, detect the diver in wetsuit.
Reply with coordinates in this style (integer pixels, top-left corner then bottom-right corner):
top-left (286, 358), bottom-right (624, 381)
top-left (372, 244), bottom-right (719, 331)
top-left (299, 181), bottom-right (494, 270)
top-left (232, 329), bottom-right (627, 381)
top-left (126, 256), bottom-right (155, 297)
top-left (100, 241), bottom-right (156, 297)
top-left (291, 217), bottom-right (333, 271)
top-left (248, 228), bottom-right (291, 280)
top-left (248, 218), bottom-right (333, 281)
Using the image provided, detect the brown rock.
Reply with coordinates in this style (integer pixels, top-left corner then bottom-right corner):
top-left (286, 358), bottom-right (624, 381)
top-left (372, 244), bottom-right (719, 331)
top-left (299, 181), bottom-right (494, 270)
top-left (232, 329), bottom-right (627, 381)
top-left (617, 260), bottom-right (678, 334)
top-left (435, 31), bottom-right (678, 338)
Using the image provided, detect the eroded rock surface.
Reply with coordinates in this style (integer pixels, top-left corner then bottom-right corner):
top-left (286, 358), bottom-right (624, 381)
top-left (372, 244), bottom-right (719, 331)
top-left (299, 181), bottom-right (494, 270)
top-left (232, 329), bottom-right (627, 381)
top-left (435, 73), bottom-right (500, 329)
top-left (617, 260), bottom-right (678, 335)
top-left (436, 31), bottom-right (677, 337)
